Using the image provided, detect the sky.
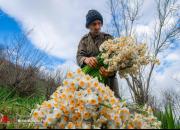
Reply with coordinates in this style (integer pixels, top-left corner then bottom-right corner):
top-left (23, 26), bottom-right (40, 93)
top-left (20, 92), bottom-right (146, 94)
top-left (0, 0), bottom-right (179, 99)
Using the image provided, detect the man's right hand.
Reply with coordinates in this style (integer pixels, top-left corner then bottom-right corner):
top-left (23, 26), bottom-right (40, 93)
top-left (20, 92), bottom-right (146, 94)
top-left (84, 57), bottom-right (98, 68)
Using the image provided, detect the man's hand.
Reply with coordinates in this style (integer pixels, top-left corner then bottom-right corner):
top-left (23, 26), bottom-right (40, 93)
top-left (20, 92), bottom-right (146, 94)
top-left (84, 57), bottom-right (98, 68)
top-left (99, 67), bottom-right (114, 77)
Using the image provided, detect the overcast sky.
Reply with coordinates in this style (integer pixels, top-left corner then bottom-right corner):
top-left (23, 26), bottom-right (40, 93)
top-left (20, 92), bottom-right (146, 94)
top-left (0, 0), bottom-right (179, 99)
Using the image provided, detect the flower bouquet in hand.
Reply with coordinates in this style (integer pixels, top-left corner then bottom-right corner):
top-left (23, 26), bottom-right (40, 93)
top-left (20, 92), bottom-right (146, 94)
top-left (82, 37), bottom-right (159, 83)
top-left (82, 54), bottom-right (109, 84)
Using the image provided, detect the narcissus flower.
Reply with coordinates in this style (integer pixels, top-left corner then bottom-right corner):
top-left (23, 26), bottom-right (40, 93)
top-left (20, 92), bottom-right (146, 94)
top-left (31, 70), bottom-right (161, 129)
top-left (99, 37), bottom-right (159, 78)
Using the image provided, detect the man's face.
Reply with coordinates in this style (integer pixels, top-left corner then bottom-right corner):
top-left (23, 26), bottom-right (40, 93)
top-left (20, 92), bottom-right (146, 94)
top-left (88, 20), bottom-right (102, 35)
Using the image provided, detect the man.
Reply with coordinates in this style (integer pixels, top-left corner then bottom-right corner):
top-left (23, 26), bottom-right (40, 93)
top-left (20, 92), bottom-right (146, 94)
top-left (76, 9), bottom-right (121, 99)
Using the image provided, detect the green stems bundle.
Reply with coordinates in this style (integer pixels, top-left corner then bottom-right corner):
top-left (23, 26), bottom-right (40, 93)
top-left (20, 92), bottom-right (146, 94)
top-left (82, 54), bottom-right (108, 84)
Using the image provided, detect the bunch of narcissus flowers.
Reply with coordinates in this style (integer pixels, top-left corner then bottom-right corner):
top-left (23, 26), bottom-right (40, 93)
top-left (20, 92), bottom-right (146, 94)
top-left (99, 37), bottom-right (160, 78)
top-left (31, 69), bottom-right (161, 129)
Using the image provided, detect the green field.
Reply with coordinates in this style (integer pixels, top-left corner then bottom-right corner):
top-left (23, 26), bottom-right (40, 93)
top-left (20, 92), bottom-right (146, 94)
top-left (0, 86), bottom-right (44, 129)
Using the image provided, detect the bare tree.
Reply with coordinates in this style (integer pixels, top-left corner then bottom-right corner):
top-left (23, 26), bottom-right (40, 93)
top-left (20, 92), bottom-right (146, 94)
top-left (162, 88), bottom-right (180, 119)
top-left (108, 0), bottom-right (121, 36)
top-left (0, 32), bottom-right (47, 96)
top-left (107, 0), bottom-right (180, 105)
top-left (0, 44), bottom-right (5, 61)
top-left (0, 44), bottom-right (5, 71)
top-left (38, 68), bottom-right (65, 100)
top-left (107, 0), bottom-right (143, 37)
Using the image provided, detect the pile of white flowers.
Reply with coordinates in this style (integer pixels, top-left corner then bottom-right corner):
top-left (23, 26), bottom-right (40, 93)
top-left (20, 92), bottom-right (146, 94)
top-left (31, 69), bottom-right (161, 129)
top-left (99, 37), bottom-right (160, 78)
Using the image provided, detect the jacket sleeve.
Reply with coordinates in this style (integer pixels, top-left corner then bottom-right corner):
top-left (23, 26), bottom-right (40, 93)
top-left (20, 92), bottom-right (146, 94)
top-left (76, 38), bottom-right (87, 68)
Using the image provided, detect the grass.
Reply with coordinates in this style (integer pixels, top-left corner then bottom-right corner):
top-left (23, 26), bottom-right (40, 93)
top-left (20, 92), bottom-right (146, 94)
top-left (154, 104), bottom-right (180, 129)
top-left (0, 86), bottom-right (45, 129)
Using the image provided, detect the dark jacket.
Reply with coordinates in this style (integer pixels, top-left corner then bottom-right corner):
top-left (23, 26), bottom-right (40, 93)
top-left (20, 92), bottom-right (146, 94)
top-left (76, 32), bottom-right (121, 99)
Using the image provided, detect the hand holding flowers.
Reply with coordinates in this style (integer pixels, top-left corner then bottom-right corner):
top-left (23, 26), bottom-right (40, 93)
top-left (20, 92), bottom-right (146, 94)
top-left (99, 66), bottom-right (115, 77)
top-left (82, 36), bottom-right (159, 82)
top-left (84, 57), bottom-right (98, 68)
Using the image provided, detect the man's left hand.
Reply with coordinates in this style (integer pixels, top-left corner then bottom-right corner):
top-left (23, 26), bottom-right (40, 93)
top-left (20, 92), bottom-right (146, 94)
top-left (99, 67), bottom-right (114, 77)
